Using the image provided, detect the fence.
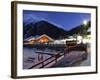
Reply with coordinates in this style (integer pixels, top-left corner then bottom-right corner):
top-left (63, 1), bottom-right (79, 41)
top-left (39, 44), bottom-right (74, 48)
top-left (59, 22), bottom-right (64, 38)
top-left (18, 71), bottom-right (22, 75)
top-left (28, 44), bottom-right (87, 69)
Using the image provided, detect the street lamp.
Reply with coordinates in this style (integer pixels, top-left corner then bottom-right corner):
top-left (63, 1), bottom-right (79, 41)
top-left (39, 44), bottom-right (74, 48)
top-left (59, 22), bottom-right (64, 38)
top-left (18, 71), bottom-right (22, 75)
top-left (83, 20), bottom-right (87, 25)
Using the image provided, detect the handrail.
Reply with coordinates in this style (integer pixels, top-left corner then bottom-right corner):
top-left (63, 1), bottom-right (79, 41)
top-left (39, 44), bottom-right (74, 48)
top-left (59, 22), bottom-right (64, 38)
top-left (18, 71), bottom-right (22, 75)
top-left (28, 56), bottom-right (54, 69)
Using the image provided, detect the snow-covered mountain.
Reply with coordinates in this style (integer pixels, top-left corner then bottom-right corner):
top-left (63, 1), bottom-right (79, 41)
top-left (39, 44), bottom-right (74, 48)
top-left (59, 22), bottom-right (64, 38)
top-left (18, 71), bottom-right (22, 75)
top-left (23, 20), bottom-right (68, 39)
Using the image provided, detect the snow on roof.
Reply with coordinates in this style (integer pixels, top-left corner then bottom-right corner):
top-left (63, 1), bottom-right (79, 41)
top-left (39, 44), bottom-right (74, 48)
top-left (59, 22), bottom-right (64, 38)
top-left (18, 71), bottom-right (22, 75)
top-left (24, 34), bottom-right (54, 41)
top-left (36, 34), bottom-right (54, 41)
top-left (87, 27), bottom-right (91, 32)
top-left (24, 36), bottom-right (35, 41)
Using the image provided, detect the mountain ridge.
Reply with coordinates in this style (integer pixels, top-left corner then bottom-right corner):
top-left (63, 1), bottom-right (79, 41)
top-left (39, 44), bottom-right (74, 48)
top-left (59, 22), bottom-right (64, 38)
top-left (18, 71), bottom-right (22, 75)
top-left (23, 20), bottom-right (91, 39)
top-left (23, 20), bottom-right (68, 39)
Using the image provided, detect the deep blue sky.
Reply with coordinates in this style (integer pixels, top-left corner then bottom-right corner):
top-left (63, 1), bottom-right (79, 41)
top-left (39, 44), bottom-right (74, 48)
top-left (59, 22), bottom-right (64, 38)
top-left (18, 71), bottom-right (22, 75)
top-left (23, 10), bottom-right (91, 31)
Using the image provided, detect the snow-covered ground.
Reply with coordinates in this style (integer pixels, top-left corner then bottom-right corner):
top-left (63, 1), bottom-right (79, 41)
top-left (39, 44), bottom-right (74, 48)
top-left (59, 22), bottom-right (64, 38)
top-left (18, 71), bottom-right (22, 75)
top-left (52, 38), bottom-right (76, 44)
top-left (23, 47), bottom-right (58, 69)
top-left (52, 38), bottom-right (91, 44)
top-left (23, 43), bottom-right (91, 69)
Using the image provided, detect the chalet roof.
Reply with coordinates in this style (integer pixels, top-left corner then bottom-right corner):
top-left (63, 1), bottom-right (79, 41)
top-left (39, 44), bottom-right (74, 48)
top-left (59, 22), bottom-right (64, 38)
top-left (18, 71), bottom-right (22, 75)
top-left (36, 34), bottom-right (54, 41)
top-left (24, 34), bottom-right (54, 41)
top-left (24, 36), bottom-right (35, 41)
top-left (87, 27), bottom-right (91, 32)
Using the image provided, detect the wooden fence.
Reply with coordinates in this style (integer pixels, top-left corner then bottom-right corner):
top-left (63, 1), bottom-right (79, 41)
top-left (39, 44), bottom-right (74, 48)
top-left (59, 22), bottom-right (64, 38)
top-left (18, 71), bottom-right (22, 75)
top-left (28, 44), bottom-right (87, 69)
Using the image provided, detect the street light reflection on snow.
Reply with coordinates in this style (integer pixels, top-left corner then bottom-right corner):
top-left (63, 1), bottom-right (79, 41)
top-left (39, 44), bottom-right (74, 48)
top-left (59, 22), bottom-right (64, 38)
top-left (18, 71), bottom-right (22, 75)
top-left (77, 35), bottom-right (91, 44)
top-left (77, 36), bottom-right (82, 44)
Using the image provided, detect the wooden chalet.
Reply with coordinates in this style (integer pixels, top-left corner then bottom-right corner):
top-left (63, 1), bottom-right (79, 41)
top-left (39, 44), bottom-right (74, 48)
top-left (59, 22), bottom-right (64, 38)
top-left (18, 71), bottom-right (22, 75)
top-left (24, 34), bottom-right (54, 44)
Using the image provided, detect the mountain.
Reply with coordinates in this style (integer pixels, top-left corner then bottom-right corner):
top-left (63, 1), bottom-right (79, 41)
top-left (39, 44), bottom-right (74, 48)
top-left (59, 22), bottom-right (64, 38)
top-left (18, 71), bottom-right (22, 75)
top-left (23, 20), bottom-right (91, 40)
top-left (68, 21), bottom-right (91, 36)
top-left (23, 17), bottom-right (38, 27)
top-left (23, 20), bottom-right (68, 39)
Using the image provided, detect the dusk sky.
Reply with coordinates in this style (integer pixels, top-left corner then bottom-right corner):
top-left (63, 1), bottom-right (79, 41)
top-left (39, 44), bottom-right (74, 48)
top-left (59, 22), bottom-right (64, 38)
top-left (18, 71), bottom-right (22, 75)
top-left (23, 10), bottom-right (91, 31)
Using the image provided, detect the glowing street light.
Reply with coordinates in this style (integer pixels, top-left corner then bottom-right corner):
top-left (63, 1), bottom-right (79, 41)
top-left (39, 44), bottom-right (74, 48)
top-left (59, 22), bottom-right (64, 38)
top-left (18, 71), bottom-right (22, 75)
top-left (83, 20), bottom-right (88, 25)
